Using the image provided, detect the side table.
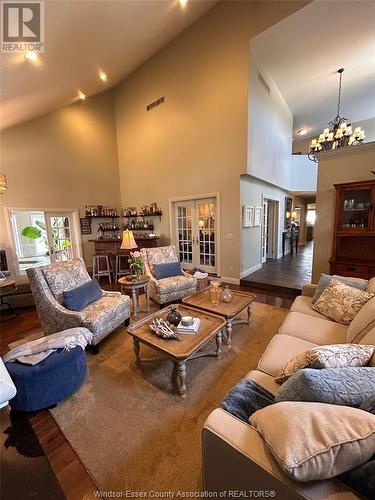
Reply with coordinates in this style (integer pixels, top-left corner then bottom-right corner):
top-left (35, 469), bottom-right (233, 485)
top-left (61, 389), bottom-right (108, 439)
top-left (118, 276), bottom-right (150, 320)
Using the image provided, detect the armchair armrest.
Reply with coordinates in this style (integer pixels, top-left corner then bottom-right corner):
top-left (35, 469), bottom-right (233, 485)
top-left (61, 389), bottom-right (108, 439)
top-left (203, 409), bottom-right (355, 499)
top-left (302, 284), bottom-right (317, 297)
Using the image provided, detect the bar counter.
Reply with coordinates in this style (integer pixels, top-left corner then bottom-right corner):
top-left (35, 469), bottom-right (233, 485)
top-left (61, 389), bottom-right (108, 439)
top-left (89, 236), bottom-right (159, 254)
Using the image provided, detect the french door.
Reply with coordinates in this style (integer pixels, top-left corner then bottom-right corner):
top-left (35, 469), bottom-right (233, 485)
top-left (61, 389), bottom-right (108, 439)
top-left (45, 212), bottom-right (76, 263)
top-left (174, 198), bottom-right (217, 273)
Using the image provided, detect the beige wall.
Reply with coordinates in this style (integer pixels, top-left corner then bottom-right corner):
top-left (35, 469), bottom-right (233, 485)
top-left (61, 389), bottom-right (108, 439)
top-left (312, 142), bottom-right (375, 282)
top-left (0, 91), bottom-right (121, 273)
top-left (113, 0), bottom-right (307, 282)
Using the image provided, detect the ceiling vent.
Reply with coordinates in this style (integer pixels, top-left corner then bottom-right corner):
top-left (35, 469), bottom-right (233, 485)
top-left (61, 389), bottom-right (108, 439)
top-left (147, 96), bottom-right (165, 111)
top-left (257, 71), bottom-right (270, 95)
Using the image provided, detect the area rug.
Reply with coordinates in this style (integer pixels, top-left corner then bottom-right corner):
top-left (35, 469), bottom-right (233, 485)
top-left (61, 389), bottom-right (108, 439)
top-left (51, 302), bottom-right (287, 493)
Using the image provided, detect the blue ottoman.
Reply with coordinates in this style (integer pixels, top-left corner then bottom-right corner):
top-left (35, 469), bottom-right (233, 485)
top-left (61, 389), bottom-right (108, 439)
top-left (6, 347), bottom-right (87, 412)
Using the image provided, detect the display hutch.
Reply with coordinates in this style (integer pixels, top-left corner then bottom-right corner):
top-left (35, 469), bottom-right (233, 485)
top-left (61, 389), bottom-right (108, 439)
top-left (330, 179), bottom-right (375, 279)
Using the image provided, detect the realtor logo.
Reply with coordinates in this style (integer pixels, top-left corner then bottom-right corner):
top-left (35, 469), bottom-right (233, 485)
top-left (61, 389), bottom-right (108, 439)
top-left (1, 1), bottom-right (44, 52)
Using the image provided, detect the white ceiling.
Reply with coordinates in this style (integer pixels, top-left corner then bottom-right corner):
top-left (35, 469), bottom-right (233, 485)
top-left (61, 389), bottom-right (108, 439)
top-left (0, 0), bottom-right (217, 130)
top-left (251, 0), bottom-right (375, 139)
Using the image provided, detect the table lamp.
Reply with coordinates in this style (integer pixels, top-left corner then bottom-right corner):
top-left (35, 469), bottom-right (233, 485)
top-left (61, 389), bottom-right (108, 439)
top-left (120, 230), bottom-right (138, 250)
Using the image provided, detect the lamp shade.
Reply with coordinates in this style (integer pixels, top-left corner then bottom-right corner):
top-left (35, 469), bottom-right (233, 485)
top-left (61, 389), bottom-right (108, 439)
top-left (0, 173), bottom-right (7, 194)
top-left (120, 230), bottom-right (138, 250)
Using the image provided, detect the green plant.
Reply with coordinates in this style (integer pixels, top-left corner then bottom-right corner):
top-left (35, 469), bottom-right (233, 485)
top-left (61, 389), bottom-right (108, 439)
top-left (129, 251), bottom-right (144, 277)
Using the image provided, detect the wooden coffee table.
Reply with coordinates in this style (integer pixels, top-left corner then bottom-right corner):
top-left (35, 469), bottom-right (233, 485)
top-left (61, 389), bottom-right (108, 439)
top-left (182, 289), bottom-right (256, 345)
top-left (127, 304), bottom-right (226, 398)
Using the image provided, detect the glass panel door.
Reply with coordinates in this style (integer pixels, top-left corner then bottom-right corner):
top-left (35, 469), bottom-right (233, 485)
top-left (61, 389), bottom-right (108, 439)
top-left (196, 199), bottom-right (216, 272)
top-left (261, 201), bottom-right (268, 263)
top-left (175, 204), bottom-right (194, 268)
top-left (45, 213), bottom-right (74, 263)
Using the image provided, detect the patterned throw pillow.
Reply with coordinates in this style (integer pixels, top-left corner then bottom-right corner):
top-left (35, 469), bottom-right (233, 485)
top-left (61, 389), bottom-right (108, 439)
top-left (275, 344), bottom-right (375, 384)
top-left (312, 279), bottom-right (374, 325)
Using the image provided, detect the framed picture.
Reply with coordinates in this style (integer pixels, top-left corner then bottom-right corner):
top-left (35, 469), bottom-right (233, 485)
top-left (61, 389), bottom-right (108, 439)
top-left (254, 206), bottom-right (262, 227)
top-left (242, 205), bottom-right (254, 227)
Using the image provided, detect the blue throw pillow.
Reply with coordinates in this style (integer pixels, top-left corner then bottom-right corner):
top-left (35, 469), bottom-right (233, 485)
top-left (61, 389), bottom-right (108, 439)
top-left (63, 279), bottom-right (102, 311)
top-left (275, 368), bottom-right (375, 408)
top-left (153, 261), bottom-right (183, 280)
top-left (312, 274), bottom-right (368, 304)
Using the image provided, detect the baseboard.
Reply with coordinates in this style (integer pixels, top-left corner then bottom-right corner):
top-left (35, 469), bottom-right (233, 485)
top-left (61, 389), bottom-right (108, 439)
top-left (240, 264), bottom-right (262, 279)
top-left (221, 276), bottom-right (240, 285)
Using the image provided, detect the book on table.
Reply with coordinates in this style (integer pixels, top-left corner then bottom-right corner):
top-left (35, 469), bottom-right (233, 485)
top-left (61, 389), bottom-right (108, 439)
top-left (177, 318), bottom-right (201, 334)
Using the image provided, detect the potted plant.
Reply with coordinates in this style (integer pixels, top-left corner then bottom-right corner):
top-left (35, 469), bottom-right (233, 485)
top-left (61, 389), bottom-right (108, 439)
top-left (129, 251), bottom-right (144, 280)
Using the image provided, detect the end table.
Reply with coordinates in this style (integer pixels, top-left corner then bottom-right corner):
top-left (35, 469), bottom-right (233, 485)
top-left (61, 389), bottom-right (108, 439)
top-left (118, 276), bottom-right (150, 320)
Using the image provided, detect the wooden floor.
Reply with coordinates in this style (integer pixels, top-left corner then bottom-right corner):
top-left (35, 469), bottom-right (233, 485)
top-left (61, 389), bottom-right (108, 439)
top-left (241, 241), bottom-right (313, 292)
top-left (0, 284), bottom-right (296, 500)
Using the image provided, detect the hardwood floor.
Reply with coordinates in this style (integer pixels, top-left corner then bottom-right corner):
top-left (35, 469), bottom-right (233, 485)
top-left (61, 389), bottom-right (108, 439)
top-left (0, 284), bottom-right (296, 499)
top-left (241, 241), bottom-right (313, 292)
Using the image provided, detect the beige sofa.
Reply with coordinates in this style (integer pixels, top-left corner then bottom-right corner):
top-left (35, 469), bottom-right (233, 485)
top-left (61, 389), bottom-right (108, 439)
top-left (203, 278), bottom-right (375, 500)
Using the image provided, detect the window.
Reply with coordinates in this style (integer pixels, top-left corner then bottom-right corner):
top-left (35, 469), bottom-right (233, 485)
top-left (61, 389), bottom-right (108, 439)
top-left (306, 203), bottom-right (316, 226)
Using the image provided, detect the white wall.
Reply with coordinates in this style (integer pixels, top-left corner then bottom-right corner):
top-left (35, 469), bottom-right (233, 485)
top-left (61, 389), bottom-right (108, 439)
top-left (290, 155), bottom-right (317, 191)
top-left (240, 175), bottom-right (291, 278)
top-left (247, 50), bottom-right (293, 190)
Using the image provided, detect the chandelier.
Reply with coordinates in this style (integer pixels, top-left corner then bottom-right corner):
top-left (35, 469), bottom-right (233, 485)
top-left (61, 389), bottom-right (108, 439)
top-left (308, 68), bottom-right (365, 162)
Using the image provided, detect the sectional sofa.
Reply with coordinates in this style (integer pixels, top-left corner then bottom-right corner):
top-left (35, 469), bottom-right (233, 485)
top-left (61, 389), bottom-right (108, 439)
top-left (203, 277), bottom-right (375, 499)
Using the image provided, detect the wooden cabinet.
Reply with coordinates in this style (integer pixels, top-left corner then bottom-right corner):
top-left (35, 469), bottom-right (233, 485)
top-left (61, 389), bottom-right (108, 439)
top-left (330, 179), bottom-right (375, 279)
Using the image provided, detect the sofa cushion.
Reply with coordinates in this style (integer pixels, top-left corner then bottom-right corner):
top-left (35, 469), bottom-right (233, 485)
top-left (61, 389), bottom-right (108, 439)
top-left (278, 312), bottom-right (347, 345)
top-left (312, 274), bottom-right (368, 304)
top-left (290, 296), bottom-right (332, 320)
top-left (368, 277), bottom-right (375, 294)
top-left (257, 334), bottom-right (317, 378)
top-left (42, 258), bottom-right (91, 303)
top-left (249, 402), bottom-right (375, 482)
top-left (275, 367), bottom-right (375, 408)
top-left (63, 279), bottom-right (102, 311)
top-left (246, 370), bottom-right (281, 396)
top-left (82, 294), bottom-right (130, 342)
top-left (276, 344), bottom-right (374, 384)
top-left (347, 296), bottom-right (375, 343)
top-left (158, 275), bottom-right (196, 296)
top-left (313, 280), bottom-right (374, 325)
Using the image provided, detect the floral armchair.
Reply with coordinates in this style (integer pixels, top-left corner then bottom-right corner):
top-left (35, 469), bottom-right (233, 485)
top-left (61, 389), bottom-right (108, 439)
top-left (140, 245), bottom-right (197, 305)
top-left (27, 258), bottom-right (130, 351)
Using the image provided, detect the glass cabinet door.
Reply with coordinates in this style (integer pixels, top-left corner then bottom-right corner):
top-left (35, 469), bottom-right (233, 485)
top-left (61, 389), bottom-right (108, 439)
top-left (340, 189), bottom-right (372, 230)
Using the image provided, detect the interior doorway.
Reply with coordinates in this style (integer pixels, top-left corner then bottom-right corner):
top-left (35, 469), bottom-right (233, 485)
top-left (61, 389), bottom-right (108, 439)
top-left (170, 195), bottom-right (220, 275)
top-left (261, 198), bottom-right (279, 263)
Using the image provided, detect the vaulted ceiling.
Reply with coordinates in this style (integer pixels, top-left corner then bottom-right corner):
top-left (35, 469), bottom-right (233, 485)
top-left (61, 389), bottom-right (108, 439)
top-left (0, 0), bottom-right (217, 130)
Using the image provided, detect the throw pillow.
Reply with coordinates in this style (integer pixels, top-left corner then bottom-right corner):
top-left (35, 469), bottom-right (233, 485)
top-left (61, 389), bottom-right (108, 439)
top-left (153, 261), bottom-right (183, 280)
top-left (312, 274), bottom-right (368, 304)
top-left (360, 396), bottom-right (375, 415)
top-left (275, 367), bottom-right (375, 407)
top-left (368, 277), bottom-right (375, 294)
top-left (63, 279), bottom-right (103, 311)
top-left (220, 379), bottom-right (275, 423)
top-left (275, 344), bottom-right (374, 384)
top-left (312, 279), bottom-right (374, 324)
top-left (249, 402), bottom-right (375, 481)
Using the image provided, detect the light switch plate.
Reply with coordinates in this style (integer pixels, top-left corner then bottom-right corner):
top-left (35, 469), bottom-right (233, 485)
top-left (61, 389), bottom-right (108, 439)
top-left (225, 233), bottom-right (233, 240)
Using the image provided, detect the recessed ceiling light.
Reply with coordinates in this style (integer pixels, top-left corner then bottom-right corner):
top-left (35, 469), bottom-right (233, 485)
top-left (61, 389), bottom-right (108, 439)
top-left (99, 71), bottom-right (108, 82)
top-left (179, 0), bottom-right (188, 7)
top-left (78, 91), bottom-right (86, 101)
top-left (24, 50), bottom-right (38, 62)
top-left (298, 128), bottom-right (308, 135)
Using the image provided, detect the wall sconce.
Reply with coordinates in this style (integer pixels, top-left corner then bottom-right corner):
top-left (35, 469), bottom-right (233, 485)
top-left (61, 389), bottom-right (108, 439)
top-left (285, 211), bottom-right (290, 219)
top-left (0, 173), bottom-right (7, 194)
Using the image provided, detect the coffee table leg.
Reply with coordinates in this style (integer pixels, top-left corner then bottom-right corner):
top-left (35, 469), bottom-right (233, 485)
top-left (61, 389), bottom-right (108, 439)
top-left (216, 330), bottom-right (223, 358)
top-left (247, 304), bottom-right (253, 325)
top-left (145, 284), bottom-right (150, 313)
top-left (226, 319), bottom-right (233, 346)
top-left (132, 288), bottom-right (138, 319)
top-left (133, 339), bottom-right (140, 365)
top-left (177, 361), bottom-right (187, 398)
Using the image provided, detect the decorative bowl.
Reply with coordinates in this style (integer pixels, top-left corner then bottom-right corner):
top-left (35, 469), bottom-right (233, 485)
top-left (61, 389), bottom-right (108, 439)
top-left (181, 316), bottom-right (193, 326)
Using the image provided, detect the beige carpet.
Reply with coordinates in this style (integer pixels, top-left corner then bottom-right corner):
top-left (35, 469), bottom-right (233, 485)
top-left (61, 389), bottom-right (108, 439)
top-left (51, 301), bottom-right (287, 492)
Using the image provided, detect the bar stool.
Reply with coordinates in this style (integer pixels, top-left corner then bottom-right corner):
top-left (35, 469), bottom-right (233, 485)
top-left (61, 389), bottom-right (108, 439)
top-left (92, 253), bottom-right (112, 283)
top-left (115, 253), bottom-right (129, 282)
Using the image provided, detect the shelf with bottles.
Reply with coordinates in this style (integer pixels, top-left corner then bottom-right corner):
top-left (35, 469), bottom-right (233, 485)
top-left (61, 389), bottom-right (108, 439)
top-left (85, 205), bottom-right (119, 218)
top-left (123, 219), bottom-right (155, 231)
top-left (123, 204), bottom-right (163, 220)
top-left (97, 222), bottom-right (121, 239)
